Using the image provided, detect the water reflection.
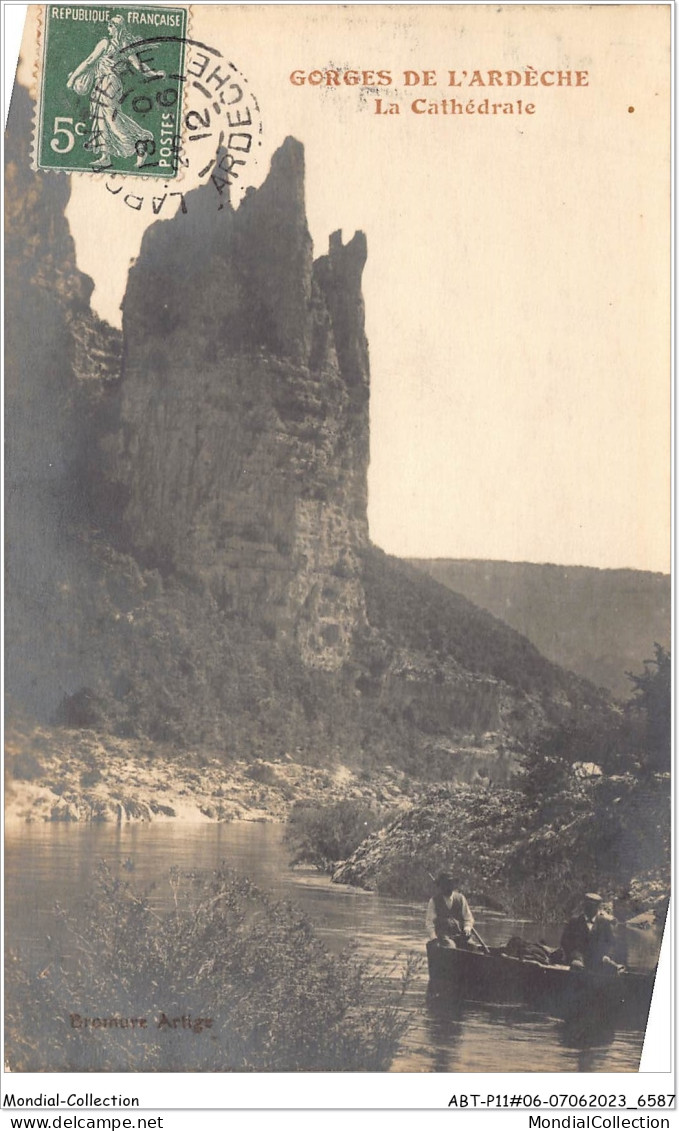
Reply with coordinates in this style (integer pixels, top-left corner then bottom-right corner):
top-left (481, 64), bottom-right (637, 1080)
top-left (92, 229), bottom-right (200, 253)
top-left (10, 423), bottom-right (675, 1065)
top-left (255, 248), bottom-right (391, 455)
top-left (413, 994), bottom-right (632, 1074)
top-left (5, 822), bottom-right (651, 1073)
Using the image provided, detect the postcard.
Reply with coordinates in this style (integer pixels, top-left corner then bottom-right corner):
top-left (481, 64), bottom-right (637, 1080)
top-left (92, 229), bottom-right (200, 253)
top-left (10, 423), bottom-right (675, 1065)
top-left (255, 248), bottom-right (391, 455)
top-left (3, 0), bottom-right (673, 1113)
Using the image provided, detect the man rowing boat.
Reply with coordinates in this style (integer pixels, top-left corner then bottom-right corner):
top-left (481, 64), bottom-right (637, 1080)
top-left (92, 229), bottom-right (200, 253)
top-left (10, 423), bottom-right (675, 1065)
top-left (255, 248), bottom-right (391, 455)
top-left (425, 871), bottom-right (475, 948)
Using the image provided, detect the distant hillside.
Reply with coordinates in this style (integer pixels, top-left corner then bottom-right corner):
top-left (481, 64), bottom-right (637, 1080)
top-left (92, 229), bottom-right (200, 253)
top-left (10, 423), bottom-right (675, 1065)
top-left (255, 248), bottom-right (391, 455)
top-left (408, 559), bottom-right (670, 699)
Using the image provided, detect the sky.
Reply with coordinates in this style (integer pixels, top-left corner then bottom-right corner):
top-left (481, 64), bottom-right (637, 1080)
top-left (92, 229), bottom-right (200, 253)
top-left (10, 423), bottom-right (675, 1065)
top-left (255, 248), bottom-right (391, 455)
top-left (11, 3), bottom-right (671, 573)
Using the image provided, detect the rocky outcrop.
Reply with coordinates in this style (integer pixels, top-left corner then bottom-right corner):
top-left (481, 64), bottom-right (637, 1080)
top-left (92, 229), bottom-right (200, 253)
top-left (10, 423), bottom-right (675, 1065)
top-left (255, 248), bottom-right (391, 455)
top-left (4, 721), bottom-right (408, 825)
top-left (5, 84), bottom-right (122, 717)
top-left (5, 84), bottom-right (121, 488)
top-left (106, 138), bottom-right (369, 669)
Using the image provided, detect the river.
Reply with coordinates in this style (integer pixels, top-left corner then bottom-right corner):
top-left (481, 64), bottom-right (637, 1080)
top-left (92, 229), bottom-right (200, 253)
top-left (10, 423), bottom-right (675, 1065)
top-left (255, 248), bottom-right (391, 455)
top-left (5, 822), bottom-right (657, 1073)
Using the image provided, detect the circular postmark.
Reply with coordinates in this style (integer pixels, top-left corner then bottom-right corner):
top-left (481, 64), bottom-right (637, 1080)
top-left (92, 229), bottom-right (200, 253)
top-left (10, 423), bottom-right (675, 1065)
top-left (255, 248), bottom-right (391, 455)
top-left (102, 36), bottom-right (263, 217)
top-left (35, 4), bottom-right (262, 215)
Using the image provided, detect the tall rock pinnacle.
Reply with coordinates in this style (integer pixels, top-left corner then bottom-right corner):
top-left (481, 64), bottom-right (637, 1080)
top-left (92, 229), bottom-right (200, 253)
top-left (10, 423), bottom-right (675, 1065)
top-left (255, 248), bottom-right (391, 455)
top-left (110, 139), bottom-right (371, 669)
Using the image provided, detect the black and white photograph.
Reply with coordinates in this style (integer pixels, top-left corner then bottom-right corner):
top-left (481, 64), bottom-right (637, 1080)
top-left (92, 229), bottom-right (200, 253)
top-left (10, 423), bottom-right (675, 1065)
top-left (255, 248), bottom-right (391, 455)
top-left (3, 0), bottom-right (672, 1103)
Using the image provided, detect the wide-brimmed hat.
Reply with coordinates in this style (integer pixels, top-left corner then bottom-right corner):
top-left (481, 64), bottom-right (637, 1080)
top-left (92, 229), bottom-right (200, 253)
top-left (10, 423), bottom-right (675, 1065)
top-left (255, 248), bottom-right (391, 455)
top-left (583, 892), bottom-right (603, 904)
top-left (436, 871), bottom-right (456, 887)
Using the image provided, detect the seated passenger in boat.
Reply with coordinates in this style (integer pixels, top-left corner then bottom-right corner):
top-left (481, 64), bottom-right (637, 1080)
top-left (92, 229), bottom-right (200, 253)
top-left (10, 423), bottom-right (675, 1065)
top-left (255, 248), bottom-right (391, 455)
top-left (425, 871), bottom-right (474, 949)
top-left (557, 892), bottom-right (623, 973)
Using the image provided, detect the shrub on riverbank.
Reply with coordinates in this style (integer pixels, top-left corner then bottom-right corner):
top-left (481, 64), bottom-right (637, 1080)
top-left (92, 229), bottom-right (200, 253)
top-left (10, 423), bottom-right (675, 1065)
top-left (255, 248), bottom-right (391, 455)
top-left (332, 773), bottom-right (670, 922)
top-left (5, 864), bottom-right (410, 1072)
top-left (332, 785), bottom-right (525, 904)
top-left (284, 799), bottom-right (395, 871)
top-left (333, 654), bottom-right (671, 921)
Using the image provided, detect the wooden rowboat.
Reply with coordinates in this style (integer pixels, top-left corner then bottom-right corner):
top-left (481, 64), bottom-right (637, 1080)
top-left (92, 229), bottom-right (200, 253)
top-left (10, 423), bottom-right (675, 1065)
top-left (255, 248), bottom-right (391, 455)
top-left (427, 943), bottom-right (656, 1030)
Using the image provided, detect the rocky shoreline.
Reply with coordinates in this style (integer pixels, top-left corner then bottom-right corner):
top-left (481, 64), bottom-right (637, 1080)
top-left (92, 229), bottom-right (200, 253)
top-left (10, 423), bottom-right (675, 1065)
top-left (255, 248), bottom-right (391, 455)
top-left (5, 722), bottom-right (410, 826)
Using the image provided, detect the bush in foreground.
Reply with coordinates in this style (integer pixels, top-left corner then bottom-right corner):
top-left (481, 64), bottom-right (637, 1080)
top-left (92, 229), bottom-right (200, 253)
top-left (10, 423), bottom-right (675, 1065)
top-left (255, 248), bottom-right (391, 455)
top-left (5, 864), bottom-right (409, 1072)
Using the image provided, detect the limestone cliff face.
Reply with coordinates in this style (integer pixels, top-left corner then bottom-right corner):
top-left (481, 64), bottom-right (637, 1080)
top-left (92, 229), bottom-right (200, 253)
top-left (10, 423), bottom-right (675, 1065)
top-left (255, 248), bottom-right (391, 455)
top-left (5, 84), bottom-right (120, 491)
top-left (5, 84), bottom-right (122, 715)
top-left (110, 138), bottom-right (369, 669)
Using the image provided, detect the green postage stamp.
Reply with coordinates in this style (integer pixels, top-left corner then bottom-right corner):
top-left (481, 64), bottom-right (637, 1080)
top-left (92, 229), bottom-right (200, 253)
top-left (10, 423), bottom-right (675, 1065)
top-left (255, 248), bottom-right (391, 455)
top-left (37, 5), bottom-right (187, 177)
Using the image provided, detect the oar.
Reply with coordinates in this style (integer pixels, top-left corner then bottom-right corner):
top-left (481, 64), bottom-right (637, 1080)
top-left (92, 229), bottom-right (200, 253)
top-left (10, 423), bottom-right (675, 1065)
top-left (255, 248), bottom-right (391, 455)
top-left (471, 926), bottom-right (491, 954)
